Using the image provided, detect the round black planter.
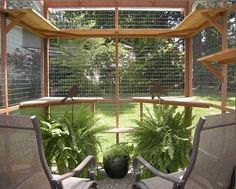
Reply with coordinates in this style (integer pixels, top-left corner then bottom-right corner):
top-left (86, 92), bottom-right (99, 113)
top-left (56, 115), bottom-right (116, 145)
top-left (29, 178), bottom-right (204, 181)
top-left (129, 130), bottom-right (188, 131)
top-left (103, 156), bottom-right (129, 178)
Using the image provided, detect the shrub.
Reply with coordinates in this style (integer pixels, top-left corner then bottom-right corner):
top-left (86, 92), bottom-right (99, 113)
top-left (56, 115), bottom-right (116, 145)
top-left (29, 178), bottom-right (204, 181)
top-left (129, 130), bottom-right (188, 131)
top-left (131, 105), bottom-right (192, 178)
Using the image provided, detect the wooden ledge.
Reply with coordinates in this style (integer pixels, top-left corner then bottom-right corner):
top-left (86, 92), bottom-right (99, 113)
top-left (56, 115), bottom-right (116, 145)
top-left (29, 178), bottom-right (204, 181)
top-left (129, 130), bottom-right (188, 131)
top-left (19, 97), bottom-right (103, 108)
top-left (132, 96), bottom-right (212, 108)
top-left (198, 48), bottom-right (236, 64)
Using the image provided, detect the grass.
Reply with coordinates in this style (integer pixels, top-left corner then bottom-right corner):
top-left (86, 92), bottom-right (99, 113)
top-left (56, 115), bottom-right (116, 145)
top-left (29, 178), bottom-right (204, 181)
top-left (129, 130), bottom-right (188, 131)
top-left (14, 93), bottom-right (235, 161)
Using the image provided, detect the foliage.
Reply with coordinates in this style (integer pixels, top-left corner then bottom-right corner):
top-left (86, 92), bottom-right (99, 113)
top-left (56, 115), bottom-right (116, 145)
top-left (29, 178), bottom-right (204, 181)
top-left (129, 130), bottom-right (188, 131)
top-left (40, 105), bottom-right (106, 175)
top-left (103, 142), bottom-right (133, 160)
top-left (130, 105), bottom-right (192, 178)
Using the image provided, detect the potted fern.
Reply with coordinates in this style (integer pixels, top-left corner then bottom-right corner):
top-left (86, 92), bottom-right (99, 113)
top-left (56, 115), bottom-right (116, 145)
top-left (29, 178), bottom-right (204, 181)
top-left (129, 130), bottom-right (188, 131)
top-left (130, 105), bottom-right (193, 178)
top-left (103, 142), bottom-right (132, 178)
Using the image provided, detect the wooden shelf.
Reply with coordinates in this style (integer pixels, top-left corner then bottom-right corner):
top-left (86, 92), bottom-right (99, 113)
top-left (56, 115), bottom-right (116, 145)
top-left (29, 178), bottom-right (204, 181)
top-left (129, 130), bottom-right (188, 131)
top-left (0, 7), bottom-right (226, 39)
top-left (198, 48), bottom-right (236, 65)
top-left (175, 8), bottom-right (226, 37)
top-left (19, 97), bottom-right (103, 108)
top-left (198, 48), bottom-right (236, 82)
top-left (0, 8), bottom-right (58, 37)
top-left (132, 96), bottom-right (212, 108)
top-left (51, 8), bottom-right (227, 39)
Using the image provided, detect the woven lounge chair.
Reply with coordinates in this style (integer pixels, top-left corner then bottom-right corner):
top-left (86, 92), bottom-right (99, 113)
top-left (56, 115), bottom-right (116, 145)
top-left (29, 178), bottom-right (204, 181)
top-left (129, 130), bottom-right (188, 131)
top-left (0, 114), bottom-right (97, 189)
top-left (133, 112), bottom-right (236, 189)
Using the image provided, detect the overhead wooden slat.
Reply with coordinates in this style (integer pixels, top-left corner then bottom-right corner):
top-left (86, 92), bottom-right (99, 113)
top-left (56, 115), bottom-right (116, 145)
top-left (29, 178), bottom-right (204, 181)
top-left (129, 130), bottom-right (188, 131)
top-left (45, 0), bottom-right (189, 9)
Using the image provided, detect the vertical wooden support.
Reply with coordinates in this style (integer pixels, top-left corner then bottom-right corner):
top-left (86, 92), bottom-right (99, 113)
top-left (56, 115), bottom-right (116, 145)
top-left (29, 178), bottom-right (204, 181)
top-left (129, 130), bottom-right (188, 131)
top-left (221, 0), bottom-right (228, 113)
top-left (140, 102), bottom-right (143, 121)
top-left (1, 14), bottom-right (8, 112)
top-left (184, 5), bottom-right (193, 126)
top-left (91, 102), bottom-right (96, 114)
top-left (43, 4), bottom-right (50, 117)
top-left (184, 38), bottom-right (193, 97)
top-left (184, 6), bottom-right (193, 97)
top-left (115, 0), bottom-right (120, 143)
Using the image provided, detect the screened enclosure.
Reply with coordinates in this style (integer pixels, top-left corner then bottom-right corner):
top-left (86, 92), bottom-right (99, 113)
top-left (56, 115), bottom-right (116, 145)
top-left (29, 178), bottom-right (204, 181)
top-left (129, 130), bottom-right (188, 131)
top-left (0, 0), bottom-right (235, 134)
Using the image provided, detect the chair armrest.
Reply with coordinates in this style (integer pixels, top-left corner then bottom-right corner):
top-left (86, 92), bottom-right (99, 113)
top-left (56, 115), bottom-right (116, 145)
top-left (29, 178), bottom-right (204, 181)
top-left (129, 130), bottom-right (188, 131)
top-left (133, 156), bottom-right (184, 184)
top-left (52, 155), bottom-right (96, 184)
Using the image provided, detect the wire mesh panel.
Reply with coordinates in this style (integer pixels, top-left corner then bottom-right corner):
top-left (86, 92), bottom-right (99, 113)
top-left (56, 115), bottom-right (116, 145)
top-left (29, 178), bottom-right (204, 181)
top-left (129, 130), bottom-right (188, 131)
top-left (119, 38), bottom-right (185, 98)
top-left (119, 9), bottom-right (183, 29)
top-left (50, 9), bottom-right (115, 29)
top-left (6, 0), bottom-right (43, 14)
top-left (7, 26), bottom-right (42, 106)
top-left (227, 64), bottom-right (236, 107)
top-left (49, 38), bottom-right (116, 98)
top-left (192, 28), bottom-right (222, 97)
top-left (228, 11), bottom-right (236, 48)
top-left (0, 16), bottom-right (4, 108)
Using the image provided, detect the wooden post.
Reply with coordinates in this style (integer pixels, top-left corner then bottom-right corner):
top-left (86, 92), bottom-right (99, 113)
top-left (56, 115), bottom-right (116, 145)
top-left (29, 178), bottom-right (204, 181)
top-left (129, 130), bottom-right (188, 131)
top-left (115, 0), bottom-right (120, 143)
top-left (140, 102), bottom-right (143, 121)
top-left (1, 13), bottom-right (8, 112)
top-left (43, 3), bottom-right (50, 117)
top-left (220, 0), bottom-right (228, 113)
top-left (184, 5), bottom-right (193, 127)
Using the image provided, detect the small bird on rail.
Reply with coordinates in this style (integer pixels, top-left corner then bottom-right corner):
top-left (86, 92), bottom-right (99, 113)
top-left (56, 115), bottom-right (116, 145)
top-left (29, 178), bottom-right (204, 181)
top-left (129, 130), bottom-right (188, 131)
top-left (61, 85), bottom-right (78, 103)
top-left (150, 81), bottom-right (168, 100)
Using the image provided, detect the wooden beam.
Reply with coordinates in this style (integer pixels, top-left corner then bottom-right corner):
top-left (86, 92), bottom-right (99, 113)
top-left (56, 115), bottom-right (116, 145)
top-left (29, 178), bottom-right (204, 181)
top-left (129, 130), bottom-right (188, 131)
top-left (202, 62), bottom-right (224, 82)
top-left (184, 38), bottom-right (193, 96)
top-left (6, 12), bottom-right (26, 33)
top-left (43, 5), bottom-right (50, 117)
top-left (184, 5), bottom-right (193, 97)
top-left (115, 2), bottom-right (120, 143)
top-left (211, 104), bottom-right (235, 113)
top-left (45, 0), bottom-right (189, 9)
top-left (201, 12), bottom-right (224, 35)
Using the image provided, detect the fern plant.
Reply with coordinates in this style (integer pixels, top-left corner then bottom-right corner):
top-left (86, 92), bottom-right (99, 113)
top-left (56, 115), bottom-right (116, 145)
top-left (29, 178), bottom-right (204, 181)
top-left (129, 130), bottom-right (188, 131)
top-left (131, 105), bottom-right (193, 178)
top-left (40, 105), bottom-right (106, 176)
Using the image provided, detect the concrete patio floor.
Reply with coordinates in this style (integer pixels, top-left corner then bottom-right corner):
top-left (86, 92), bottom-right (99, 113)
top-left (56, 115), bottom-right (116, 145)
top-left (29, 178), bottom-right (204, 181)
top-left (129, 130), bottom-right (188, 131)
top-left (97, 169), bottom-right (135, 189)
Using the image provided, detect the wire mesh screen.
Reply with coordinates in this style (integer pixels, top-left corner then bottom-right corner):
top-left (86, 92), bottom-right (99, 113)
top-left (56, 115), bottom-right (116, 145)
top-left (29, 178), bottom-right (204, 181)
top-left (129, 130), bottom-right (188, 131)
top-left (7, 26), bottom-right (42, 106)
top-left (0, 16), bottom-right (4, 108)
top-left (193, 27), bottom-right (222, 97)
top-left (119, 38), bottom-right (185, 98)
top-left (119, 10), bottom-right (183, 29)
top-left (49, 38), bottom-right (116, 98)
top-left (50, 10), bottom-right (115, 29)
top-left (228, 11), bottom-right (236, 48)
top-left (5, 0), bottom-right (43, 14)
